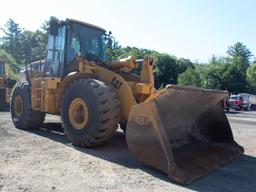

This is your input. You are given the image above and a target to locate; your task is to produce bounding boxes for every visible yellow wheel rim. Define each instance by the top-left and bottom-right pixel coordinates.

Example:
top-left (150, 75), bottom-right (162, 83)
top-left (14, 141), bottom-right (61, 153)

top-left (68, 98), bottom-right (89, 130)
top-left (14, 95), bottom-right (23, 117)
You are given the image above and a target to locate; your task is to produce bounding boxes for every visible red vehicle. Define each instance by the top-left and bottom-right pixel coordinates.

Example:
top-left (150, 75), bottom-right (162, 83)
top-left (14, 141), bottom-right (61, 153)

top-left (229, 95), bottom-right (243, 110)
top-left (221, 97), bottom-right (230, 112)
top-left (225, 98), bottom-right (230, 112)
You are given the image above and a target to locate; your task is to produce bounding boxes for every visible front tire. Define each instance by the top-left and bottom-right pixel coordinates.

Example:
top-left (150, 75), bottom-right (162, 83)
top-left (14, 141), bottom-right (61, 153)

top-left (61, 79), bottom-right (120, 147)
top-left (10, 81), bottom-right (45, 129)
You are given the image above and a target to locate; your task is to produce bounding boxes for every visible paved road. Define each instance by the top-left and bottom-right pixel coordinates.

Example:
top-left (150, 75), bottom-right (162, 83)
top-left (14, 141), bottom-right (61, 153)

top-left (227, 111), bottom-right (256, 128)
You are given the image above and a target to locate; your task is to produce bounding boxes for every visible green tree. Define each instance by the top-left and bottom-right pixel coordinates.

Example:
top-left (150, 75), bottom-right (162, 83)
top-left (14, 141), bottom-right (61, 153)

top-left (0, 19), bottom-right (23, 64)
top-left (176, 58), bottom-right (194, 74)
top-left (227, 42), bottom-right (253, 71)
top-left (246, 63), bottom-right (256, 93)
top-left (177, 66), bottom-right (201, 87)
top-left (21, 29), bottom-right (47, 63)
top-left (105, 41), bottom-right (123, 61)
top-left (32, 30), bottom-right (48, 61)
top-left (200, 56), bottom-right (227, 90)
top-left (0, 48), bottom-right (19, 79)
top-left (220, 42), bottom-right (253, 93)
top-left (154, 53), bottom-right (178, 88)
top-left (18, 17), bottom-right (57, 64)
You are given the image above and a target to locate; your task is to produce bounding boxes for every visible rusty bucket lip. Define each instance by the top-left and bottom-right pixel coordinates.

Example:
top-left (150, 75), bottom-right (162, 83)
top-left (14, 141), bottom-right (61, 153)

top-left (165, 84), bottom-right (229, 95)
top-left (167, 142), bottom-right (244, 185)
top-left (145, 85), bottom-right (229, 104)
top-left (169, 154), bottom-right (243, 185)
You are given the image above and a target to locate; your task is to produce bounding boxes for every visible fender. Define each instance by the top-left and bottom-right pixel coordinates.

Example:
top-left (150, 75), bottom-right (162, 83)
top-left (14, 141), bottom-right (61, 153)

top-left (55, 72), bottom-right (96, 114)
top-left (92, 64), bottom-right (137, 121)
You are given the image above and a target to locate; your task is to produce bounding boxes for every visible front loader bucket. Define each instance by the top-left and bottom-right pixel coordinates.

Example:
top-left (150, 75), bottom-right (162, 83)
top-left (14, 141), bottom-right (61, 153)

top-left (126, 85), bottom-right (244, 184)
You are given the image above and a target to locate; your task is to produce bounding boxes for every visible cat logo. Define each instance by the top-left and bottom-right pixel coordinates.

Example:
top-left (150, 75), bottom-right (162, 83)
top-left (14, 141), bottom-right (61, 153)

top-left (111, 77), bottom-right (123, 89)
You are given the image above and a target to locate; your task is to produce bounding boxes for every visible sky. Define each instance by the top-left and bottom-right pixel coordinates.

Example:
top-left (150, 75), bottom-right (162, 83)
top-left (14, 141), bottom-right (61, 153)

top-left (0, 0), bottom-right (255, 62)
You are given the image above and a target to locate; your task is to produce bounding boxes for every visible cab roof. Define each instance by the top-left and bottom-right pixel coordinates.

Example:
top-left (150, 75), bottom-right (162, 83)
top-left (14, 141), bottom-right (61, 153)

top-left (65, 19), bottom-right (106, 33)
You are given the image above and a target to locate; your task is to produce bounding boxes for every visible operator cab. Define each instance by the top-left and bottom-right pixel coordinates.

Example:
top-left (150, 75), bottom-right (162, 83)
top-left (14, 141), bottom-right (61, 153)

top-left (45, 19), bottom-right (107, 78)
top-left (0, 60), bottom-right (5, 77)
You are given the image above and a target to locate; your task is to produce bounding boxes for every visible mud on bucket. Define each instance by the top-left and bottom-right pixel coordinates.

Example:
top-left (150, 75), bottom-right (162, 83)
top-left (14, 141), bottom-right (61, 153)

top-left (126, 85), bottom-right (244, 184)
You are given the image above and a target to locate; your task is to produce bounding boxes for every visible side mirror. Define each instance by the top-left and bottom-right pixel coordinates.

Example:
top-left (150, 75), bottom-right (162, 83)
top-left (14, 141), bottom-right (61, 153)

top-left (105, 31), bottom-right (115, 50)
top-left (49, 20), bottom-right (60, 36)
top-left (107, 38), bottom-right (113, 49)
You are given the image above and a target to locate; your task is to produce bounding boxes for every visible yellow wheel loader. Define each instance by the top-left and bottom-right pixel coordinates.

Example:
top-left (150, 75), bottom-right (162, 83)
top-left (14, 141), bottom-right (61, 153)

top-left (10, 19), bottom-right (243, 184)
top-left (0, 59), bottom-right (16, 110)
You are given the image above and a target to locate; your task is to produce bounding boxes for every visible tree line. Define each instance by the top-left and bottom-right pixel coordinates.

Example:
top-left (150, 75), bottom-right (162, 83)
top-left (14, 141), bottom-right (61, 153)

top-left (0, 17), bottom-right (255, 94)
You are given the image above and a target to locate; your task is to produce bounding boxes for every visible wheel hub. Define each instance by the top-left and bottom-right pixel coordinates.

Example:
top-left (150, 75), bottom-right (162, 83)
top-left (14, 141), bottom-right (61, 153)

top-left (68, 98), bottom-right (89, 130)
top-left (14, 95), bottom-right (23, 117)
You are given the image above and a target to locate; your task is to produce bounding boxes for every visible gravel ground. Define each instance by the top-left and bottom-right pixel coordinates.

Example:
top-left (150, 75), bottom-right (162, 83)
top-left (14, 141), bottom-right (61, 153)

top-left (0, 111), bottom-right (255, 192)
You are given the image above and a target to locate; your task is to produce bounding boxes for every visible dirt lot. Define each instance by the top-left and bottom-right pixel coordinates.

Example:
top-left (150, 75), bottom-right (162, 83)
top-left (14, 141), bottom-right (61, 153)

top-left (0, 111), bottom-right (256, 192)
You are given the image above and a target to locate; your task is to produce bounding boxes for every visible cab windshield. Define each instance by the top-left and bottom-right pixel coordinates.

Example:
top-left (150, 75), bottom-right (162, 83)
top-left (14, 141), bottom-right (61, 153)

top-left (230, 96), bottom-right (239, 100)
top-left (66, 23), bottom-right (105, 63)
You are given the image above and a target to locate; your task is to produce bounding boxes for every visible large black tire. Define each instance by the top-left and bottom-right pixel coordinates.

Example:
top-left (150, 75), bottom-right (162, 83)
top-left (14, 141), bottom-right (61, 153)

top-left (4, 79), bottom-right (17, 88)
top-left (10, 81), bottom-right (45, 129)
top-left (61, 79), bottom-right (120, 147)
top-left (0, 88), bottom-right (7, 110)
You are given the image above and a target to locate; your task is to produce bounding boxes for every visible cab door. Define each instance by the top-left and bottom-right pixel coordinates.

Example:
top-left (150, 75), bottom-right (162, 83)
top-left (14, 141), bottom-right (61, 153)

top-left (45, 25), bottom-right (66, 77)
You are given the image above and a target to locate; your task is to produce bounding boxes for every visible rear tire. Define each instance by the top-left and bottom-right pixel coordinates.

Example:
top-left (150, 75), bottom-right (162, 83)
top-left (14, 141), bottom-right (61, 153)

top-left (10, 81), bottom-right (45, 129)
top-left (0, 88), bottom-right (7, 110)
top-left (61, 79), bottom-right (120, 147)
